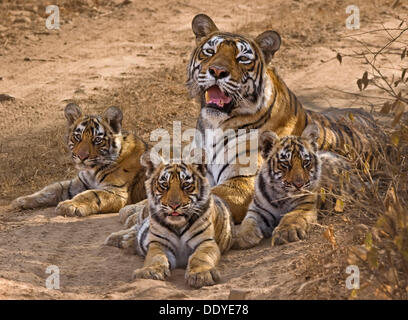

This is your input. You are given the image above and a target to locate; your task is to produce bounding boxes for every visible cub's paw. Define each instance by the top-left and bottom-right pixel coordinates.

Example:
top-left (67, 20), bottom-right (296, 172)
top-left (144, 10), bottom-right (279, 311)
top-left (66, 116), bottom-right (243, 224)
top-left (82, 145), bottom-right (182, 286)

top-left (185, 267), bottom-right (221, 289)
top-left (104, 226), bottom-right (137, 250)
top-left (10, 196), bottom-right (33, 210)
top-left (232, 219), bottom-right (263, 250)
top-left (271, 216), bottom-right (309, 246)
top-left (132, 265), bottom-right (170, 281)
top-left (119, 205), bottom-right (139, 225)
top-left (56, 200), bottom-right (89, 217)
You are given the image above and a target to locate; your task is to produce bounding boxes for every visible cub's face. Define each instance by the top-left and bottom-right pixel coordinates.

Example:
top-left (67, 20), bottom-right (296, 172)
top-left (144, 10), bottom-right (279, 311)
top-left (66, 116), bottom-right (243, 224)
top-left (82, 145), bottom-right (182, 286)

top-left (187, 14), bottom-right (281, 117)
top-left (260, 126), bottom-right (321, 193)
top-left (64, 103), bottom-right (123, 169)
top-left (143, 155), bottom-right (210, 227)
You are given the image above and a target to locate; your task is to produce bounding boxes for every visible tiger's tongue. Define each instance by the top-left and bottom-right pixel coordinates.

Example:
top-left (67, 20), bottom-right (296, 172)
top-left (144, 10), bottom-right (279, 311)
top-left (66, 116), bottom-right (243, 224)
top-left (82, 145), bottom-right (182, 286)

top-left (205, 86), bottom-right (232, 108)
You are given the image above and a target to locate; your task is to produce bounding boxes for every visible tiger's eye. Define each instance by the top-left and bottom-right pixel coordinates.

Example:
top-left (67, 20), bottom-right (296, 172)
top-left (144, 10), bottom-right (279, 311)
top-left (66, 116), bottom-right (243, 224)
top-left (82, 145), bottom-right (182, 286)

top-left (204, 48), bottom-right (215, 55)
top-left (237, 56), bottom-right (250, 62)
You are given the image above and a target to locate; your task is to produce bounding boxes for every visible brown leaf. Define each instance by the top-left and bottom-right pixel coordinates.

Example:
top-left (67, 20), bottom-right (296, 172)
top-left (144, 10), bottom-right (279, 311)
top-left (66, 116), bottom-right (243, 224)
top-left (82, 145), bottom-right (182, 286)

top-left (336, 52), bottom-right (342, 64)
top-left (362, 71), bottom-right (369, 89)
top-left (357, 79), bottom-right (363, 91)
top-left (323, 224), bottom-right (337, 249)
top-left (380, 102), bottom-right (391, 114)
top-left (334, 199), bottom-right (344, 212)
top-left (392, 100), bottom-right (406, 126)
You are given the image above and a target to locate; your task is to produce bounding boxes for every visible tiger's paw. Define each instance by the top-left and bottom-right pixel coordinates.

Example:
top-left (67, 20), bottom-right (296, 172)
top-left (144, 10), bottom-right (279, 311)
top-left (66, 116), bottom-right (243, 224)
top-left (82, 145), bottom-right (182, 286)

top-left (185, 267), bottom-right (221, 289)
top-left (104, 226), bottom-right (137, 250)
top-left (132, 265), bottom-right (170, 281)
top-left (232, 218), bottom-right (263, 250)
top-left (271, 215), bottom-right (309, 246)
top-left (56, 200), bottom-right (89, 217)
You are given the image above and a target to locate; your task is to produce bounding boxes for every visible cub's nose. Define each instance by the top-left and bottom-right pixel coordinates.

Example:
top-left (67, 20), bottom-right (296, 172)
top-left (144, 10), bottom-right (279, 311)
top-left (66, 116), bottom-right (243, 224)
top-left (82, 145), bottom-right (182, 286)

top-left (293, 180), bottom-right (305, 189)
top-left (76, 151), bottom-right (89, 161)
top-left (169, 202), bottom-right (181, 210)
top-left (209, 66), bottom-right (230, 79)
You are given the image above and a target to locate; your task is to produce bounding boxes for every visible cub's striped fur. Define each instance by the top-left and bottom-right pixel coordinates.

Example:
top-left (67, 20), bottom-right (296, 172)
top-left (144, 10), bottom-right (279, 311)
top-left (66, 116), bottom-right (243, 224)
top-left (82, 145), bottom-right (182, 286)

top-left (234, 125), bottom-right (357, 248)
top-left (186, 14), bottom-right (388, 224)
top-left (11, 103), bottom-right (147, 217)
top-left (105, 152), bottom-right (233, 288)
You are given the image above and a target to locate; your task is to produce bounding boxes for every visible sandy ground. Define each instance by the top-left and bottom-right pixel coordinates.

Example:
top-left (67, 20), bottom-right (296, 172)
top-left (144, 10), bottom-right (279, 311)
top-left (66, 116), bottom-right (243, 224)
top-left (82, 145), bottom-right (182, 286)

top-left (0, 0), bottom-right (406, 299)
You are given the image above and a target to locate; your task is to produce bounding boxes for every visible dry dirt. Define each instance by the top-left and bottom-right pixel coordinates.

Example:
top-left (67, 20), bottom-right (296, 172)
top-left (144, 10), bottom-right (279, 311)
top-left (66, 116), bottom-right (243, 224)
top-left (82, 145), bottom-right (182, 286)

top-left (0, 0), bottom-right (406, 300)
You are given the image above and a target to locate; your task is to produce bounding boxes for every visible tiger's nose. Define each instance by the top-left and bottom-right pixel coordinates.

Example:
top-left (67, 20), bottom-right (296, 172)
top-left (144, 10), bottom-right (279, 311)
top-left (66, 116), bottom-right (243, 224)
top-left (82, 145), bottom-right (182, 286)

top-left (209, 66), bottom-right (230, 79)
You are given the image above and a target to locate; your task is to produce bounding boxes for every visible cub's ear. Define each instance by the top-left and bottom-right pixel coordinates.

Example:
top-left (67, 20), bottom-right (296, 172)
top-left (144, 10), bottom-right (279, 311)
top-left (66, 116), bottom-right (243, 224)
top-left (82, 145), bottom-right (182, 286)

top-left (192, 14), bottom-right (218, 43)
top-left (301, 124), bottom-right (320, 151)
top-left (64, 103), bottom-right (82, 126)
top-left (255, 30), bottom-right (281, 64)
top-left (103, 106), bottom-right (123, 134)
top-left (260, 131), bottom-right (279, 159)
top-left (141, 150), bottom-right (163, 176)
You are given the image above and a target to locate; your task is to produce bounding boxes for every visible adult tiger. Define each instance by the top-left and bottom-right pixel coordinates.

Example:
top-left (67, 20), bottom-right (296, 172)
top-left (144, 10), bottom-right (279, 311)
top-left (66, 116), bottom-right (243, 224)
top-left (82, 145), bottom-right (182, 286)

top-left (186, 13), bottom-right (387, 228)
top-left (11, 103), bottom-right (147, 217)
top-left (234, 125), bottom-right (361, 249)
top-left (105, 152), bottom-right (233, 288)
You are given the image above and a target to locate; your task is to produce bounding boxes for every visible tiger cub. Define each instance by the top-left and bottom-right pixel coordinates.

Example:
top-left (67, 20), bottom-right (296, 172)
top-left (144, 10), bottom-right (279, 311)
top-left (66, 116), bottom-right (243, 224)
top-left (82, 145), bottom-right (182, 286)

top-left (11, 103), bottom-right (147, 217)
top-left (234, 124), bottom-right (356, 249)
top-left (105, 151), bottom-right (233, 288)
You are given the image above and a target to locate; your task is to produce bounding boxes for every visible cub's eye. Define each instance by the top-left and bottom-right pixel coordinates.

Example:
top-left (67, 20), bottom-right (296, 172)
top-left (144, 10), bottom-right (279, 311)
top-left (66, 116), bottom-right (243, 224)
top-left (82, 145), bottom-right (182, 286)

top-left (237, 56), bottom-right (250, 63)
top-left (203, 48), bottom-right (215, 56)
top-left (278, 161), bottom-right (290, 169)
top-left (303, 159), bottom-right (311, 167)
top-left (159, 181), bottom-right (169, 189)
top-left (93, 137), bottom-right (103, 144)
top-left (73, 134), bottom-right (81, 141)
top-left (182, 182), bottom-right (192, 190)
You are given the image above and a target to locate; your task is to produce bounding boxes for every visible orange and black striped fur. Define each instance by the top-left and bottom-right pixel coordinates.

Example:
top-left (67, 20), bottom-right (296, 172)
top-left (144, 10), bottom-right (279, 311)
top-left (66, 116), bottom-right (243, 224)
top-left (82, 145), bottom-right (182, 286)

top-left (234, 125), bottom-right (358, 248)
top-left (105, 152), bottom-right (233, 288)
top-left (185, 14), bottom-right (388, 227)
top-left (11, 103), bottom-right (147, 217)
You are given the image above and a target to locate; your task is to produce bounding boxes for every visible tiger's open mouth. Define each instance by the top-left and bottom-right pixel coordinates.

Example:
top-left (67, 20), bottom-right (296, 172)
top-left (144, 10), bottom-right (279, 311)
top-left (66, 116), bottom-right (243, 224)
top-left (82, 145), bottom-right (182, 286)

top-left (204, 85), bottom-right (234, 113)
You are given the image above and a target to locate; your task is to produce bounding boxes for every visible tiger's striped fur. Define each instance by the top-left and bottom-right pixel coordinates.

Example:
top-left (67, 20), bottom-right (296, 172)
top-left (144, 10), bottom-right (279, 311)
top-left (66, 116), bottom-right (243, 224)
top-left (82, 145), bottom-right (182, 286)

top-left (234, 125), bottom-right (357, 248)
top-left (105, 152), bottom-right (233, 288)
top-left (11, 103), bottom-right (147, 217)
top-left (186, 14), bottom-right (388, 224)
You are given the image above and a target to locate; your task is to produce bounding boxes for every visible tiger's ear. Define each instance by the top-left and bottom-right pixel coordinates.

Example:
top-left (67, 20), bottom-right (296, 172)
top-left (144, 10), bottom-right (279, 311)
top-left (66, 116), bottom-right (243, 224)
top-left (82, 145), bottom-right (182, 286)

top-left (192, 14), bottom-right (218, 43)
top-left (64, 103), bottom-right (82, 126)
top-left (103, 106), bottom-right (123, 134)
top-left (301, 124), bottom-right (320, 151)
top-left (255, 30), bottom-right (281, 64)
top-left (141, 150), bottom-right (163, 176)
top-left (260, 131), bottom-right (279, 159)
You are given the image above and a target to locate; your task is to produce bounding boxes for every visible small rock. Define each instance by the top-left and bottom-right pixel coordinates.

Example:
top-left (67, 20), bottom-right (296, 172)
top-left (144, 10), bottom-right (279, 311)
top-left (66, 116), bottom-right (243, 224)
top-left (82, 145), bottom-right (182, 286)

top-left (0, 25), bottom-right (8, 32)
top-left (0, 94), bottom-right (15, 102)
top-left (13, 16), bottom-right (31, 24)
top-left (228, 289), bottom-right (249, 300)
top-left (9, 10), bottom-right (33, 17)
